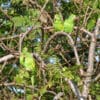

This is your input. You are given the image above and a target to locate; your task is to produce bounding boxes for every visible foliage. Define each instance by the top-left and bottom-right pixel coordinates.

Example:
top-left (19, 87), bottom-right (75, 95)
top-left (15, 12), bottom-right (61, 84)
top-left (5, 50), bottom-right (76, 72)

top-left (64, 14), bottom-right (76, 33)
top-left (53, 13), bottom-right (76, 33)
top-left (0, 0), bottom-right (100, 99)
top-left (20, 47), bottom-right (35, 71)
top-left (53, 14), bottom-right (64, 31)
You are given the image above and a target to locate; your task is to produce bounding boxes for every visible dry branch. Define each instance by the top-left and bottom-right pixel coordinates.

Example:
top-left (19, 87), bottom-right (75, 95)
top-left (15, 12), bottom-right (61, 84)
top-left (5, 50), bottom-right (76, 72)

top-left (82, 18), bottom-right (100, 99)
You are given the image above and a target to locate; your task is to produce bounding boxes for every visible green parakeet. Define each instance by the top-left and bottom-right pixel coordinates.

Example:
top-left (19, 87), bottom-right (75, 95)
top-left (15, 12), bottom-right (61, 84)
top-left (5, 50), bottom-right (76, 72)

top-left (64, 14), bottom-right (76, 33)
top-left (53, 14), bottom-right (64, 31)
top-left (20, 47), bottom-right (35, 71)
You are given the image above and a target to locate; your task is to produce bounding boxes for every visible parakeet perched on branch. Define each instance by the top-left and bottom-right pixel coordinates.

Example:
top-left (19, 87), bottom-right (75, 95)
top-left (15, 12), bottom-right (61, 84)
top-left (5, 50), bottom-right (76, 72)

top-left (53, 14), bottom-right (64, 31)
top-left (64, 14), bottom-right (76, 33)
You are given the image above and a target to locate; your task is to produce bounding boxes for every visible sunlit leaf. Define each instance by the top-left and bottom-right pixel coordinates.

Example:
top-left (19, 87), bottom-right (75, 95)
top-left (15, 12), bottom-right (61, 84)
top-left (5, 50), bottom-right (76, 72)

top-left (20, 47), bottom-right (35, 71)
top-left (53, 14), bottom-right (64, 31)
top-left (64, 14), bottom-right (76, 33)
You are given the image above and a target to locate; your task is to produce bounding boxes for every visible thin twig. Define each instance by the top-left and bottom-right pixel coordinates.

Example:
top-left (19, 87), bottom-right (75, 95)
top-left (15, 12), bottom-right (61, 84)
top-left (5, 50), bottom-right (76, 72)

top-left (65, 78), bottom-right (84, 100)
top-left (0, 52), bottom-right (46, 69)
top-left (74, 27), bottom-right (93, 36)
top-left (42, 32), bottom-right (81, 65)
top-left (93, 73), bottom-right (100, 82)
top-left (53, 92), bottom-right (64, 100)
top-left (0, 54), bottom-right (16, 63)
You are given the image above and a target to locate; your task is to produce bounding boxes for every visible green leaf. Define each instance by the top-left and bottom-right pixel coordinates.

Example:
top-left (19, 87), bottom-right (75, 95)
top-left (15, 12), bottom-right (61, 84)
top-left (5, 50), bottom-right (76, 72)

top-left (40, 86), bottom-right (47, 96)
top-left (93, 0), bottom-right (98, 9)
top-left (12, 16), bottom-right (25, 26)
top-left (11, 0), bottom-right (22, 4)
top-left (62, 67), bottom-right (74, 79)
top-left (14, 70), bottom-right (29, 84)
top-left (96, 95), bottom-right (100, 100)
top-left (64, 14), bottom-right (76, 33)
top-left (12, 15), bottom-right (32, 27)
top-left (26, 94), bottom-right (33, 100)
top-left (21, 70), bottom-right (29, 78)
top-left (48, 81), bottom-right (53, 88)
top-left (31, 75), bottom-right (34, 86)
top-left (14, 74), bottom-right (24, 84)
top-left (87, 19), bottom-right (95, 31)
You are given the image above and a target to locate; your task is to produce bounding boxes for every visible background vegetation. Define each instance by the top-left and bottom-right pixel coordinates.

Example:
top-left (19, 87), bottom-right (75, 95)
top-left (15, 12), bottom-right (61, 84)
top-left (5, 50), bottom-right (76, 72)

top-left (0, 0), bottom-right (100, 100)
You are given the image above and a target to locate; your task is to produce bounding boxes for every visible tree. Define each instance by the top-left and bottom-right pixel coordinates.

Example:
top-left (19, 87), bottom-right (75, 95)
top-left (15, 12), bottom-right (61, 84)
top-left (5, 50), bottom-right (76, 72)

top-left (0, 0), bottom-right (100, 100)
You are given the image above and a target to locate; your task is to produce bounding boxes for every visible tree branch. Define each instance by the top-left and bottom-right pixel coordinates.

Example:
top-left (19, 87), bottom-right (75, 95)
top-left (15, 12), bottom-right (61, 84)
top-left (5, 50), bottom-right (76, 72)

top-left (43, 32), bottom-right (80, 65)
top-left (82, 18), bottom-right (100, 99)
top-left (65, 78), bottom-right (84, 100)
